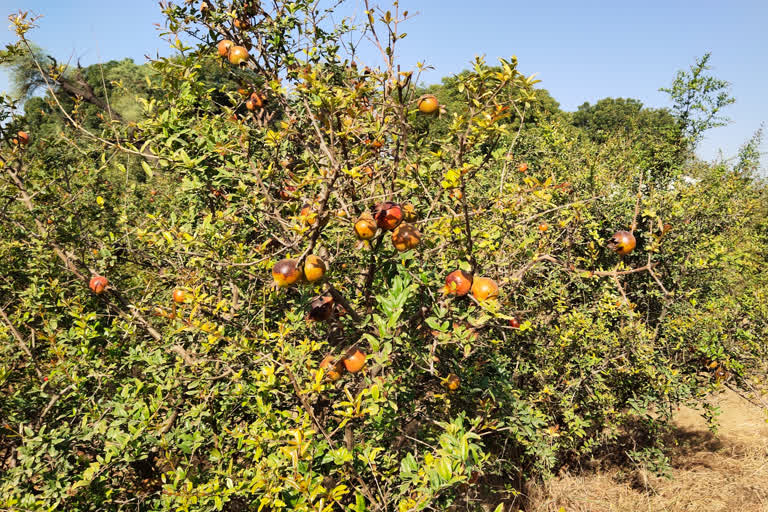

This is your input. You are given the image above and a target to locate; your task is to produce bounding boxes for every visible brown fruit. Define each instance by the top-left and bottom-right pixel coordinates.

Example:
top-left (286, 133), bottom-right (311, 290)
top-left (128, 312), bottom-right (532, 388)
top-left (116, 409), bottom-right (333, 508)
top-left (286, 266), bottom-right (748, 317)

top-left (217, 39), bottom-right (234, 57)
top-left (518, 163), bottom-right (528, 172)
top-left (89, 275), bottom-right (108, 295)
top-left (320, 354), bottom-right (334, 369)
top-left (272, 259), bottom-right (303, 287)
top-left (320, 355), bottom-right (344, 381)
top-left (354, 213), bottom-right (378, 240)
top-left (245, 99), bottom-right (256, 111)
top-left (509, 317), bottom-right (520, 329)
top-left (471, 277), bottom-right (499, 301)
top-left (16, 131), bottom-right (29, 145)
top-left (391, 223), bottom-right (421, 252)
top-left (444, 270), bottom-right (473, 296)
top-left (445, 373), bottom-right (460, 391)
top-left (228, 46), bottom-right (249, 65)
top-left (607, 230), bottom-right (636, 256)
top-left (374, 202), bottom-right (403, 231)
top-left (172, 289), bottom-right (186, 304)
top-left (308, 294), bottom-right (334, 322)
top-left (237, 87), bottom-right (249, 96)
top-left (343, 350), bottom-right (366, 373)
top-left (417, 94), bottom-right (439, 115)
top-left (303, 255), bottom-right (327, 282)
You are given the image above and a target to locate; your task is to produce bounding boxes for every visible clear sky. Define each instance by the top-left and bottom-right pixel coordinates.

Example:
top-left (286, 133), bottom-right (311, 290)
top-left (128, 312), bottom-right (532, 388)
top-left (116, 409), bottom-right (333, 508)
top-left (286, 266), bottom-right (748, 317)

top-left (2, 0), bottom-right (766, 165)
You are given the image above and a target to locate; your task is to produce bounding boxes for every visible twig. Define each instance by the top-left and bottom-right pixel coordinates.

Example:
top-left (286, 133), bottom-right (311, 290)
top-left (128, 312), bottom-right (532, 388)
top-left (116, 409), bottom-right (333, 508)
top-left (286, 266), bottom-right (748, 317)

top-left (280, 352), bottom-right (381, 509)
top-left (327, 283), bottom-right (362, 323)
top-left (498, 103), bottom-right (527, 196)
top-left (630, 172), bottom-right (644, 232)
top-left (37, 384), bottom-right (74, 427)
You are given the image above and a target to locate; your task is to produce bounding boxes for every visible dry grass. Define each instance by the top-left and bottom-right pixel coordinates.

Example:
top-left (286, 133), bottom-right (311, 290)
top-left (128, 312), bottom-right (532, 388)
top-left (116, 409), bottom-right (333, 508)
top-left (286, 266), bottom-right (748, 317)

top-left (525, 388), bottom-right (768, 512)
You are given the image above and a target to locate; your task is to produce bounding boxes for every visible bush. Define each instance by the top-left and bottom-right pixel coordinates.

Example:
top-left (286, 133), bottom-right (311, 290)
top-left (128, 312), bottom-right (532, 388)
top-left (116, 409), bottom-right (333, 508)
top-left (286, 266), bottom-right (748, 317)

top-left (1, 2), bottom-right (766, 510)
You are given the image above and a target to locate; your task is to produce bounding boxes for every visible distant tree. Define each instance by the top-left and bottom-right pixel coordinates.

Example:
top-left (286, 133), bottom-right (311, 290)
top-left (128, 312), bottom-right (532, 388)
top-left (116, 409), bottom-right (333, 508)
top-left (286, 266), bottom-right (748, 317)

top-left (569, 97), bottom-right (681, 183)
top-left (572, 97), bottom-right (643, 140)
top-left (571, 97), bottom-right (678, 142)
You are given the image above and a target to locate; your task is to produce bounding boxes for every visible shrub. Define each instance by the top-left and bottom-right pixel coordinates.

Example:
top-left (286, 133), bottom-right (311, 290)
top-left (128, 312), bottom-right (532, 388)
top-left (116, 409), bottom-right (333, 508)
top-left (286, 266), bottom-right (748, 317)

top-left (1, 2), bottom-right (766, 510)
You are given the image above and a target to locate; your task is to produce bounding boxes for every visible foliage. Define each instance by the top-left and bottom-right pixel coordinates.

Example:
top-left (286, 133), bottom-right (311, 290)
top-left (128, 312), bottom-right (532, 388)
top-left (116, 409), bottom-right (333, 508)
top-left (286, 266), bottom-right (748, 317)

top-left (659, 52), bottom-right (736, 151)
top-left (0, 2), bottom-right (766, 511)
top-left (734, 124), bottom-right (764, 176)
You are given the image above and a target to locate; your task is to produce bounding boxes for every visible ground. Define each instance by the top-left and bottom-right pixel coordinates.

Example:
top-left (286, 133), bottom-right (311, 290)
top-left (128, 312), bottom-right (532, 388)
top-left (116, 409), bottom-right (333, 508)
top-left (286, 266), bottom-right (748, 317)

top-left (527, 387), bottom-right (768, 512)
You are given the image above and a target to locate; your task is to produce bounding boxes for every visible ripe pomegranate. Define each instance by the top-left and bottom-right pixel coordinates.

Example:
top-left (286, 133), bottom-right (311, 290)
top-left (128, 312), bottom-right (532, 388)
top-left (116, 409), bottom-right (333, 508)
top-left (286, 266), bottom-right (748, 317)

top-left (608, 230), bottom-right (636, 256)
top-left (303, 255), bottom-right (326, 282)
top-left (272, 259), bottom-right (303, 287)
top-left (320, 355), bottom-right (344, 381)
top-left (391, 223), bottom-right (421, 252)
top-left (374, 202), bottom-right (403, 231)
top-left (445, 373), bottom-right (460, 391)
top-left (444, 270), bottom-right (473, 296)
top-left (89, 275), bottom-right (108, 295)
top-left (228, 46), bottom-right (249, 65)
top-left (471, 277), bottom-right (499, 301)
top-left (354, 212), bottom-right (378, 240)
top-left (217, 39), bottom-right (234, 57)
top-left (172, 289), bottom-right (186, 304)
top-left (343, 350), bottom-right (366, 373)
top-left (417, 94), bottom-right (439, 114)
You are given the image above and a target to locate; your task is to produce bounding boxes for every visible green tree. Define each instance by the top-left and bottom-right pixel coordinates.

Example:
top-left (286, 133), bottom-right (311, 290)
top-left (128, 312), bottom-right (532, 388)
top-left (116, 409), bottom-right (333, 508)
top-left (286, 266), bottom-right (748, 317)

top-left (660, 52), bottom-right (735, 152)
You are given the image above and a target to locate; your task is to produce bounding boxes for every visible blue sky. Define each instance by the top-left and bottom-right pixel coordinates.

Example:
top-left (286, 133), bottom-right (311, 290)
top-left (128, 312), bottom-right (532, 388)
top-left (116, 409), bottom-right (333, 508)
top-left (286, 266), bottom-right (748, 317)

top-left (2, 0), bottom-right (766, 165)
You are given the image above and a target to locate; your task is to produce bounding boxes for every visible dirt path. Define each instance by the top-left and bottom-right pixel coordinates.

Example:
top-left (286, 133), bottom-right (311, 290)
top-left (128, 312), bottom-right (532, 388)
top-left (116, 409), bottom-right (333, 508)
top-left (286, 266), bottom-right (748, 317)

top-left (528, 388), bottom-right (768, 511)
